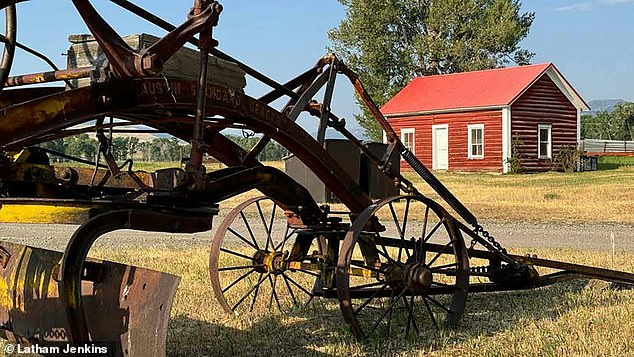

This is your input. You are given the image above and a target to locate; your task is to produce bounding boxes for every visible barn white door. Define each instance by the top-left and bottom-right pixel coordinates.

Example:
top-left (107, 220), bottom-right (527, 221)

top-left (432, 125), bottom-right (449, 171)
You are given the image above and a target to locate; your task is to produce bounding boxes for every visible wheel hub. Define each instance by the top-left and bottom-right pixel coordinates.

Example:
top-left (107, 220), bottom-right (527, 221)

top-left (405, 263), bottom-right (432, 293)
top-left (384, 263), bottom-right (432, 293)
top-left (253, 250), bottom-right (286, 274)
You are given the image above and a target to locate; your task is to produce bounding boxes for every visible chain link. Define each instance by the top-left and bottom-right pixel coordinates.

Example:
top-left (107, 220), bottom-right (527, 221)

top-left (472, 224), bottom-right (508, 255)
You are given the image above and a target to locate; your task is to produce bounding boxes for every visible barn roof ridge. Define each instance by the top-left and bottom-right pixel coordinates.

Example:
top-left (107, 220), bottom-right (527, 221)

top-left (409, 62), bottom-right (552, 80)
top-left (381, 63), bottom-right (589, 117)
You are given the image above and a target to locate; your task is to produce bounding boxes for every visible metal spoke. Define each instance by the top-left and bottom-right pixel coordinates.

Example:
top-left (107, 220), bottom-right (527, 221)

top-left (427, 240), bottom-right (453, 267)
top-left (227, 227), bottom-right (258, 250)
top-left (268, 275), bottom-right (282, 311)
top-left (431, 280), bottom-right (454, 288)
top-left (368, 289), bottom-right (407, 336)
top-left (255, 201), bottom-right (273, 251)
top-left (402, 198), bottom-right (411, 260)
top-left (240, 211), bottom-right (260, 250)
top-left (350, 281), bottom-right (386, 290)
top-left (417, 206), bottom-right (430, 262)
top-left (222, 268), bottom-right (255, 293)
top-left (297, 269), bottom-right (320, 277)
top-left (423, 296), bottom-right (439, 329)
top-left (423, 218), bottom-right (445, 244)
top-left (403, 295), bottom-right (420, 337)
top-left (426, 296), bottom-right (452, 314)
top-left (430, 262), bottom-right (459, 272)
top-left (388, 202), bottom-right (405, 262)
top-left (249, 274), bottom-right (264, 313)
top-left (220, 247), bottom-right (254, 261)
top-left (275, 225), bottom-right (295, 251)
top-left (218, 264), bottom-right (263, 272)
top-left (353, 283), bottom-right (389, 315)
top-left (282, 273), bottom-right (313, 297)
top-left (268, 203), bottom-right (277, 247)
top-left (281, 274), bottom-right (299, 306)
top-left (373, 232), bottom-right (399, 265)
top-left (231, 272), bottom-right (269, 312)
top-left (350, 261), bottom-right (384, 274)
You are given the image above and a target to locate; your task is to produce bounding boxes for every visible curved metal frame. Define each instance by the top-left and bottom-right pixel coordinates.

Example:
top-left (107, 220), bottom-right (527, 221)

top-left (60, 209), bottom-right (214, 345)
top-left (0, 79), bottom-right (373, 214)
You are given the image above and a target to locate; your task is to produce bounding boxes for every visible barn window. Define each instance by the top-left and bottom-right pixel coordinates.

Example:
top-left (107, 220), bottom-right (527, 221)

top-left (401, 128), bottom-right (415, 156)
top-left (538, 124), bottom-right (552, 159)
top-left (467, 124), bottom-right (484, 159)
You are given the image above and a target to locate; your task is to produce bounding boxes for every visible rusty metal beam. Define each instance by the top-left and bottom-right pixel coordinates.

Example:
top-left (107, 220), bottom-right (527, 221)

top-left (5, 67), bottom-right (92, 87)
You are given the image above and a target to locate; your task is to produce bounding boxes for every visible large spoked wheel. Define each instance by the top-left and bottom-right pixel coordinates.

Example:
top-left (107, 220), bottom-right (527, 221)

top-left (337, 195), bottom-right (469, 340)
top-left (0, 4), bottom-right (16, 91)
top-left (210, 196), bottom-right (323, 315)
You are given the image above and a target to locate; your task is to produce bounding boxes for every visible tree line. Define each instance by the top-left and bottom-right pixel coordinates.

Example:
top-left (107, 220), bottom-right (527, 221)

top-left (38, 134), bottom-right (287, 164)
top-left (329, 0), bottom-right (535, 141)
top-left (581, 102), bottom-right (634, 140)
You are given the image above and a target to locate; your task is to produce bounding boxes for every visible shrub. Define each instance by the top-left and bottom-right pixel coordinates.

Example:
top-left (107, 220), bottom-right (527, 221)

top-left (505, 134), bottom-right (524, 174)
top-left (553, 145), bottom-right (582, 173)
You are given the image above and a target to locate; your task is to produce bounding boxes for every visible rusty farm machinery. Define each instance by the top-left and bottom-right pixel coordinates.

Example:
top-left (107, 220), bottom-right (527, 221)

top-left (0, 1), bottom-right (632, 355)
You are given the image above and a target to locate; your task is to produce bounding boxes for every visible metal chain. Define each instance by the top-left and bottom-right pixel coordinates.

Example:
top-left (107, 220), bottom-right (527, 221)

top-left (471, 224), bottom-right (508, 255)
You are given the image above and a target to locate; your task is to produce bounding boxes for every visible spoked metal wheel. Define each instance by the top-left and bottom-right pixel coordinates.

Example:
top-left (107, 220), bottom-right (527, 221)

top-left (0, 4), bottom-right (16, 91)
top-left (210, 196), bottom-right (323, 315)
top-left (337, 195), bottom-right (469, 340)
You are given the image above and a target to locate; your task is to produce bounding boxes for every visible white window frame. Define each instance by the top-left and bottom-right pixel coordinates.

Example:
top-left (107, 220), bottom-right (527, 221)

top-left (401, 128), bottom-right (415, 160)
top-left (467, 124), bottom-right (485, 159)
top-left (538, 124), bottom-right (552, 159)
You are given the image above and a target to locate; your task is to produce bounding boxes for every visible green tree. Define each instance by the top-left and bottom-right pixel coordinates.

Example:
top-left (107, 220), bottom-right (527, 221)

top-left (329, 0), bottom-right (535, 140)
top-left (581, 104), bottom-right (634, 140)
top-left (611, 103), bottom-right (634, 140)
top-left (65, 134), bottom-right (97, 160)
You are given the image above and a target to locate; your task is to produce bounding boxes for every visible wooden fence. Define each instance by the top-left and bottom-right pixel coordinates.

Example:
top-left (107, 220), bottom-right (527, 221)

top-left (581, 139), bottom-right (634, 156)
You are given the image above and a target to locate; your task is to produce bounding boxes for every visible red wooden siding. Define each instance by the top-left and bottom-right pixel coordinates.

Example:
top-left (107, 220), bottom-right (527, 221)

top-left (511, 74), bottom-right (578, 172)
top-left (389, 110), bottom-right (503, 172)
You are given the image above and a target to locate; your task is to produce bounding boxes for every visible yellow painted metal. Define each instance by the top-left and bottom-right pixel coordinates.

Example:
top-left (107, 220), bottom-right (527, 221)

top-left (0, 204), bottom-right (89, 224)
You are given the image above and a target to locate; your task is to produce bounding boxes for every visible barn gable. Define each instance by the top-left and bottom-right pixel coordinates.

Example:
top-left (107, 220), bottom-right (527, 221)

top-left (381, 63), bottom-right (588, 173)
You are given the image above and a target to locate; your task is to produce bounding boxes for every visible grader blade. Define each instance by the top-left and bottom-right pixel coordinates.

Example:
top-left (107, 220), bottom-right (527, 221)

top-left (0, 241), bottom-right (179, 357)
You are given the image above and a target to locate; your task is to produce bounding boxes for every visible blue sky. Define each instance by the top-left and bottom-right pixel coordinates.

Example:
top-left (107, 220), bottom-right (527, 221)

top-left (7, 0), bottom-right (634, 132)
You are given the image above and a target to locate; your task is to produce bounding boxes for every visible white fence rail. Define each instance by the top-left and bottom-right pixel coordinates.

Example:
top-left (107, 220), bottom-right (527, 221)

top-left (581, 139), bottom-right (634, 154)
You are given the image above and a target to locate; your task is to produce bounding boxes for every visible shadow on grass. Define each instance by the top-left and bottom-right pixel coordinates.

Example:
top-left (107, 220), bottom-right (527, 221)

top-left (163, 279), bottom-right (613, 356)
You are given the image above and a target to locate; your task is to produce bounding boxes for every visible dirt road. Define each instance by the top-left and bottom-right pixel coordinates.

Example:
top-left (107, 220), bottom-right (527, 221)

top-left (0, 219), bottom-right (631, 253)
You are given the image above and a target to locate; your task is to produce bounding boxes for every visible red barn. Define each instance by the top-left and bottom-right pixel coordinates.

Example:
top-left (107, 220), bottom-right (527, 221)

top-left (381, 63), bottom-right (589, 173)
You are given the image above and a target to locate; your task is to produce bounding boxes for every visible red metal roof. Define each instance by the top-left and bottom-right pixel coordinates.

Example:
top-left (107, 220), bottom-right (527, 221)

top-left (381, 63), bottom-right (580, 116)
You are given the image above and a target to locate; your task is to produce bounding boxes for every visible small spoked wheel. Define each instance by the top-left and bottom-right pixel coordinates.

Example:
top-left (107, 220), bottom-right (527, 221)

top-left (210, 196), bottom-right (323, 315)
top-left (0, 4), bottom-right (16, 91)
top-left (337, 195), bottom-right (469, 340)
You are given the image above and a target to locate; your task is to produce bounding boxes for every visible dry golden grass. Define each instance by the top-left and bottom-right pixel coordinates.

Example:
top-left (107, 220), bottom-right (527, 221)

top-left (318, 163), bottom-right (634, 224)
top-left (413, 166), bottom-right (634, 224)
top-left (86, 246), bottom-right (634, 357)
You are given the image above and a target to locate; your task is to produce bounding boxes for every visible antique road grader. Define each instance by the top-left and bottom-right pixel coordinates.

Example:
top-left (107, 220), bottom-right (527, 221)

top-left (0, 1), bottom-right (631, 356)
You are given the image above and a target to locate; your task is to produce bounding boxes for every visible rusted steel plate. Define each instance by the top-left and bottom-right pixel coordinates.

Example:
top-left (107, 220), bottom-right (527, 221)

top-left (0, 241), bottom-right (179, 356)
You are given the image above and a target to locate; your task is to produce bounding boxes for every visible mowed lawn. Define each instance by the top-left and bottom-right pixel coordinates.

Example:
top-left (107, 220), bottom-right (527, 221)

top-left (408, 157), bottom-right (634, 224)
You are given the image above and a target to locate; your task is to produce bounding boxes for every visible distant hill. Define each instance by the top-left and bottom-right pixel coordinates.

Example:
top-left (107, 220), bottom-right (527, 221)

top-left (587, 99), bottom-right (627, 115)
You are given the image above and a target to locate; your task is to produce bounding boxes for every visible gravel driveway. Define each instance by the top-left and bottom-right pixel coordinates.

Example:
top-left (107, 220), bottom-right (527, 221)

top-left (0, 218), bottom-right (631, 253)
